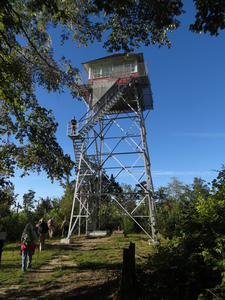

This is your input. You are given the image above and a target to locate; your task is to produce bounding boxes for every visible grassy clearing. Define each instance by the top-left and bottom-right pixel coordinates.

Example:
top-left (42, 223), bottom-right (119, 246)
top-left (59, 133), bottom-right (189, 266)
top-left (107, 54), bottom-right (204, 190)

top-left (0, 234), bottom-right (153, 287)
top-left (72, 234), bottom-right (153, 270)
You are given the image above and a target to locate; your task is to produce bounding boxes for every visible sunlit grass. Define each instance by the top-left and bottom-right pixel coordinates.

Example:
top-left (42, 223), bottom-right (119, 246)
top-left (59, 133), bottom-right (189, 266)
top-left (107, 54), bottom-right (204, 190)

top-left (0, 241), bottom-right (62, 285)
top-left (0, 234), bottom-right (153, 286)
top-left (72, 233), bottom-right (153, 269)
top-left (0, 242), bottom-right (23, 284)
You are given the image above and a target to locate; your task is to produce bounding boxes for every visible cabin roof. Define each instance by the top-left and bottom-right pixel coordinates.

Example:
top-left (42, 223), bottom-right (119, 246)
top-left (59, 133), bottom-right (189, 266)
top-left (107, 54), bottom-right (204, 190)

top-left (82, 53), bottom-right (144, 73)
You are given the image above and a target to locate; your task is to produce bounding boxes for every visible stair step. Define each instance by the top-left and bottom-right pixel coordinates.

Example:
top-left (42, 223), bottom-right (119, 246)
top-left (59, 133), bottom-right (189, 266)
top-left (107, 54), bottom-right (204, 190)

top-left (77, 80), bottom-right (132, 136)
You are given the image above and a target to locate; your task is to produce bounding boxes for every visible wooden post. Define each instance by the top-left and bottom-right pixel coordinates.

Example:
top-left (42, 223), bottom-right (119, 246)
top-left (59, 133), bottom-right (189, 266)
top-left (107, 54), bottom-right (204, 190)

top-left (0, 240), bottom-right (3, 267)
top-left (119, 242), bottom-right (139, 300)
top-left (0, 232), bottom-right (6, 268)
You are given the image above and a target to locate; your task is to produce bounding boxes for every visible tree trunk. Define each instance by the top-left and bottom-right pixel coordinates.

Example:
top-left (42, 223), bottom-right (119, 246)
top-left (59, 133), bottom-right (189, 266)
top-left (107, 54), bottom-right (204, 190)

top-left (119, 242), bottom-right (139, 300)
top-left (0, 240), bottom-right (4, 268)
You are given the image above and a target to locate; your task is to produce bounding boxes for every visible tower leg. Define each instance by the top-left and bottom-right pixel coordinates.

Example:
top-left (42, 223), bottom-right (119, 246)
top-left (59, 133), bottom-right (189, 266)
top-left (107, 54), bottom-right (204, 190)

top-left (137, 100), bottom-right (155, 240)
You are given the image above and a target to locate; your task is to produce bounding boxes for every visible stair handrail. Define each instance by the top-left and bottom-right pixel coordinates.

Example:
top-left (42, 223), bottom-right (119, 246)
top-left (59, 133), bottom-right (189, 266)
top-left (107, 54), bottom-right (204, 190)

top-left (78, 76), bottom-right (135, 136)
top-left (78, 78), bottom-right (121, 124)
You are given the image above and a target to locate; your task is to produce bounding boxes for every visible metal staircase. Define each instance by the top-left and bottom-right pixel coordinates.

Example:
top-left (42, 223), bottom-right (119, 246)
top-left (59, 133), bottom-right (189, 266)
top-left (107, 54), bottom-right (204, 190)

top-left (70, 77), bottom-right (136, 170)
top-left (78, 77), bottom-right (135, 138)
top-left (72, 139), bottom-right (82, 169)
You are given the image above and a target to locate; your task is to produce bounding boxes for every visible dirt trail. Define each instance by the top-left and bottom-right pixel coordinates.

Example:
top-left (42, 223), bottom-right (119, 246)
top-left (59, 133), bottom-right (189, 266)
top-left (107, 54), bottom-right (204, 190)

top-left (0, 239), bottom-right (118, 299)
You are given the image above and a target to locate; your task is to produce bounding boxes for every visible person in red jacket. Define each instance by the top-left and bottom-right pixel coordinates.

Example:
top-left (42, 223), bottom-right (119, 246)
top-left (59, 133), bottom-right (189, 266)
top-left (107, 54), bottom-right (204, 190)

top-left (21, 223), bottom-right (37, 272)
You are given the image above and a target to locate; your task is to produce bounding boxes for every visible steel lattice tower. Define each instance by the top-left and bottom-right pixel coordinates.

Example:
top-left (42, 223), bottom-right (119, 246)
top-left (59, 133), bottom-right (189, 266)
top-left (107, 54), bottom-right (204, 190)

top-left (66, 53), bottom-right (156, 241)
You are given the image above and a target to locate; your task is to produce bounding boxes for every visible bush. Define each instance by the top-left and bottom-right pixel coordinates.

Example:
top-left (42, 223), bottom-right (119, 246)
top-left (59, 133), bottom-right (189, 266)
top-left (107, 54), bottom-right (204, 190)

top-left (145, 170), bottom-right (225, 299)
top-left (146, 237), bottom-right (222, 299)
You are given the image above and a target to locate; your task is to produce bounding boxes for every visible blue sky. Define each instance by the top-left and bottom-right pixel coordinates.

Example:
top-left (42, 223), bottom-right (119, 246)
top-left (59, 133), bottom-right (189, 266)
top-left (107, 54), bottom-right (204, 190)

top-left (12, 2), bottom-right (225, 203)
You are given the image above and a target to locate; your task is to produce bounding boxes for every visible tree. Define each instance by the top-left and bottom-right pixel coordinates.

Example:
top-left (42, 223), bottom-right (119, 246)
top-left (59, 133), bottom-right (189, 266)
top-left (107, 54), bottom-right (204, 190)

top-left (166, 177), bottom-right (187, 200)
top-left (35, 196), bottom-right (53, 220)
top-left (60, 180), bottom-right (75, 219)
top-left (0, 176), bottom-right (15, 232)
top-left (22, 189), bottom-right (36, 219)
top-left (0, 0), bottom-right (81, 182)
top-left (192, 177), bottom-right (210, 199)
top-left (155, 177), bottom-right (210, 238)
top-left (211, 164), bottom-right (225, 199)
top-left (98, 174), bottom-right (124, 231)
top-left (93, 0), bottom-right (225, 51)
top-left (190, 0), bottom-right (225, 36)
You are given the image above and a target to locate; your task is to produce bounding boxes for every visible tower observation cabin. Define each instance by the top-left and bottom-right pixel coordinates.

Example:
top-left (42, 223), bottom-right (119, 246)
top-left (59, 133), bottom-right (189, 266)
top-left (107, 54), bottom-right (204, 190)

top-left (66, 53), bottom-right (156, 242)
top-left (79, 53), bottom-right (153, 113)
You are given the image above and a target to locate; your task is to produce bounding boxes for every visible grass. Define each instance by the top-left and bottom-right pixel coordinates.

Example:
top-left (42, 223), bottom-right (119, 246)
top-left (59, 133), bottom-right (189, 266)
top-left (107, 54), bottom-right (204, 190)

top-left (51, 266), bottom-right (77, 279)
top-left (72, 234), bottom-right (153, 271)
top-left (0, 242), bottom-right (21, 284)
top-left (0, 240), bottom-right (63, 285)
top-left (0, 234), bottom-right (153, 287)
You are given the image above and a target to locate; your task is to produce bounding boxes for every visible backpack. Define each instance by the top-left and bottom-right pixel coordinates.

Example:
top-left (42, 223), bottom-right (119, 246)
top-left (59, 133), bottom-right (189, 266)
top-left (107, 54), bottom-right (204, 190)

top-left (23, 232), bottom-right (33, 246)
top-left (62, 220), bottom-right (69, 230)
top-left (48, 219), bottom-right (54, 227)
top-left (38, 222), bottom-right (48, 234)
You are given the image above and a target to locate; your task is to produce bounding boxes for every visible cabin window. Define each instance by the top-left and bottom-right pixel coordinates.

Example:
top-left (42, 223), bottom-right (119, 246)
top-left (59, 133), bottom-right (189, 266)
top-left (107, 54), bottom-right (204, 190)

top-left (124, 62), bottom-right (136, 73)
top-left (91, 64), bottom-right (112, 79)
top-left (91, 66), bottom-right (102, 78)
top-left (112, 61), bottom-right (136, 76)
top-left (90, 60), bottom-right (136, 79)
top-left (112, 63), bottom-right (121, 75)
top-left (102, 64), bottom-right (112, 77)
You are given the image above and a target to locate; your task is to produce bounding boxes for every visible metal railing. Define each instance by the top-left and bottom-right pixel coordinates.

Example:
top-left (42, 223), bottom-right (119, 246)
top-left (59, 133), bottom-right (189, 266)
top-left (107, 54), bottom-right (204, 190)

top-left (67, 121), bottom-right (79, 137)
top-left (67, 76), bottom-right (136, 137)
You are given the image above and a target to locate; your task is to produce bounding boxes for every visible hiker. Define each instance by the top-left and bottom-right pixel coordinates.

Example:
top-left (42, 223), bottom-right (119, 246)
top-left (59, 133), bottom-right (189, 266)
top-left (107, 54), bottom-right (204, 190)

top-left (70, 116), bottom-right (77, 136)
top-left (61, 219), bottom-right (69, 238)
top-left (21, 223), bottom-right (37, 272)
top-left (37, 218), bottom-right (49, 252)
top-left (47, 218), bottom-right (55, 238)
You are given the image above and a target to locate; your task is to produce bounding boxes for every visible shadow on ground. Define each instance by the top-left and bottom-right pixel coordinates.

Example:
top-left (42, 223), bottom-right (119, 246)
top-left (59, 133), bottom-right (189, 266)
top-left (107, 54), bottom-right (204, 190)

top-left (44, 242), bottom-right (83, 251)
top-left (77, 261), bottom-right (121, 271)
top-left (3, 245), bottom-right (20, 252)
top-left (3, 278), bottom-right (119, 299)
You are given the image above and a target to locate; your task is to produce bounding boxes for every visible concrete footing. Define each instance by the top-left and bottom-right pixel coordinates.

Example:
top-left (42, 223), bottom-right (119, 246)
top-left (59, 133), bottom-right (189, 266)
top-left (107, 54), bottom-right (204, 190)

top-left (60, 238), bottom-right (72, 244)
top-left (112, 230), bottom-right (124, 235)
top-left (87, 230), bottom-right (109, 238)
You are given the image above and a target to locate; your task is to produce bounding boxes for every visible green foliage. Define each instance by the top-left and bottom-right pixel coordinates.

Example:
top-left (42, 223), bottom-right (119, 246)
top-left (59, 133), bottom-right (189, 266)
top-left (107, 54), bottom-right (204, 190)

top-left (93, 0), bottom-right (224, 51)
top-left (99, 180), bottom-right (139, 232)
top-left (59, 180), bottom-right (75, 220)
top-left (147, 238), bottom-right (221, 299)
top-left (35, 196), bottom-right (53, 221)
top-left (22, 189), bottom-right (36, 219)
top-left (147, 169), bottom-right (225, 299)
top-left (99, 201), bottom-right (122, 232)
top-left (0, 0), bottom-right (78, 183)
top-left (155, 177), bottom-right (211, 238)
top-left (190, 0), bottom-right (225, 35)
top-left (122, 216), bottom-right (136, 234)
top-left (0, 176), bottom-right (15, 233)
top-left (5, 212), bottom-right (26, 241)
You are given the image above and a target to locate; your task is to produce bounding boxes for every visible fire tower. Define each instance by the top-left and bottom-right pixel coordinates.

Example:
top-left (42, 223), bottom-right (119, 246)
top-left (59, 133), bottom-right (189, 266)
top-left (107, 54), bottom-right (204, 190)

top-left (66, 53), bottom-right (156, 241)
